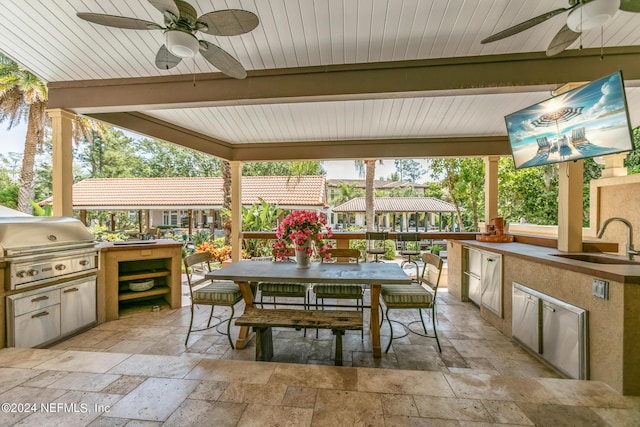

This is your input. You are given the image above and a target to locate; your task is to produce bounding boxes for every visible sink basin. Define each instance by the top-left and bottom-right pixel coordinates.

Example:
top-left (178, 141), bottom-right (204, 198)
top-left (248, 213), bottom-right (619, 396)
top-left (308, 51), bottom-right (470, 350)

top-left (551, 253), bottom-right (640, 265)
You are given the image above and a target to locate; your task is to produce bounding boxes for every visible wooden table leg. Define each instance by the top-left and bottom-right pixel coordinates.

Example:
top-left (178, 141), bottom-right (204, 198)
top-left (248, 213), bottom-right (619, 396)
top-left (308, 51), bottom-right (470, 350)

top-left (235, 281), bottom-right (255, 349)
top-left (333, 329), bottom-right (344, 366)
top-left (370, 284), bottom-right (381, 358)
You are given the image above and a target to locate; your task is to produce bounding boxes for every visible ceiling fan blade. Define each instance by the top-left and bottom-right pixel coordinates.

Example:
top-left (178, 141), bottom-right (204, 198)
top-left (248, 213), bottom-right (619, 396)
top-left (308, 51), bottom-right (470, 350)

top-left (199, 40), bottom-right (247, 79)
top-left (620, 0), bottom-right (640, 12)
top-left (155, 45), bottom-right (182, 70)
top-left (546, 24), bottom-right (581, 57)
top-left (197, 10), bottom-right (259, 36)
top-left (77, 13), bottom-right (162, 30)
top-left (148, 0), bottom-right (179, 18)
top-left (481, 7), bottom-right (571, 44)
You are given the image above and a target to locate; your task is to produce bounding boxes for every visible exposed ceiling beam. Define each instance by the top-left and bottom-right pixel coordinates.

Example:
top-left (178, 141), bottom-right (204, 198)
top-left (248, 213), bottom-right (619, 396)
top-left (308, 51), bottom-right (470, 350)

top-left (49, 47), bottom-right (640, 113)
top-left (86, 111), bottom-right (510, 161)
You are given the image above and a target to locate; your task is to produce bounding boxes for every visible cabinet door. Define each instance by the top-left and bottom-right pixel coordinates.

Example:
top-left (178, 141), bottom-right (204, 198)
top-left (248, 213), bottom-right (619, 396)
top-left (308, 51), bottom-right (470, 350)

top-left (61, 278), bottom-right (97, 336)
top-left (481, 254), bottom-right (502, 316)
top-left (512, 285), bottom-right (540, 352)
top-left (466, 248), bottom-right (482, 276)
top-left (541, 299), bottom-right (587, 380)
top-left (13, 304), bottom-right (61, 348)
top-left (467, 274), bottom-right (481, 306)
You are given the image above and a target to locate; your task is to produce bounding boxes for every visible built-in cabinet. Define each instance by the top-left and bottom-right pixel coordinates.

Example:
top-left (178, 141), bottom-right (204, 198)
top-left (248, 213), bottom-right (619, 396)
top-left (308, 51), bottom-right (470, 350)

top-left (512, 282), bottom-right (588, 380)
top-left (463, 247), bottom-right (502, 317)
top-left (97, 240), bottom-right (182, 321)
top-left (6, 276), bottom-right (96, 348)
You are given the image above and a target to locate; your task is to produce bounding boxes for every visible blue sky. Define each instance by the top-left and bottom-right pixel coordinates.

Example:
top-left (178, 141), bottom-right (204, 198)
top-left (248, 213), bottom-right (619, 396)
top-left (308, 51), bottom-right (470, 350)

top-left (1, 123), bottom-right (424, 180)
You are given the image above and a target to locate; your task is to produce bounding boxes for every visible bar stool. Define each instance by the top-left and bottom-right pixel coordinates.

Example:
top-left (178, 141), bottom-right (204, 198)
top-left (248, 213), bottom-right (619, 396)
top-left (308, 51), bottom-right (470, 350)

top-left (365, 231), bottom-right (388, 262)
top-left (396, 232), bottom-right (421, 281)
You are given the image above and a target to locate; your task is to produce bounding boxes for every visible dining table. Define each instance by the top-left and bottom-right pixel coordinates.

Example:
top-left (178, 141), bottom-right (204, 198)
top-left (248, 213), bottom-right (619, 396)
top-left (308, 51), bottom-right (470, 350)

top-left (205, 260), bottom-right (412, 358)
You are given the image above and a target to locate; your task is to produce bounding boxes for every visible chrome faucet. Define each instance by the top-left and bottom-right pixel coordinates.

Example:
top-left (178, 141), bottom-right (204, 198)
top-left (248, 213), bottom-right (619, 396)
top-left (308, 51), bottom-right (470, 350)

top-left (596, 217), bottom-right (638, 261)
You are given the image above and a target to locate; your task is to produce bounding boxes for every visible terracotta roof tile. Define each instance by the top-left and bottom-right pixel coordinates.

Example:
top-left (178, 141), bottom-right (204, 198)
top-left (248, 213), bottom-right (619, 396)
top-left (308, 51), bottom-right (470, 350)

top-left (332, 197), bottom-right (457, 213)
top-left (42, 176), bottom-right (327, 209)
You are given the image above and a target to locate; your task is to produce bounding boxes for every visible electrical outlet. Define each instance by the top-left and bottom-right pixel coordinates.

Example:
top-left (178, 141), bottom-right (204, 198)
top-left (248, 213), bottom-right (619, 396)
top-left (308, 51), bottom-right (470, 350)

top-left (592, 278), bottom-right (609, 300)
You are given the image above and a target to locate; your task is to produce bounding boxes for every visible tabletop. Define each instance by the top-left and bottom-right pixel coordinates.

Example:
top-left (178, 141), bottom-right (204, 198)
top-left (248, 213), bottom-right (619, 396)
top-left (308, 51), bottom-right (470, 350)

top-left (205, 261), bottom-right (412, 285)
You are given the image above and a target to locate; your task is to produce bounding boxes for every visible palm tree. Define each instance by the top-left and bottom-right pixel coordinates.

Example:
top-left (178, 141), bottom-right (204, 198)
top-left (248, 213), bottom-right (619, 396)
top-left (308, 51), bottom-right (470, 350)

top-left (222, 160), bottom-right (232, 245)
top-left (0, 53), bottom-right (48, 213)
top-left (354, 160), bottom-right (378, 231)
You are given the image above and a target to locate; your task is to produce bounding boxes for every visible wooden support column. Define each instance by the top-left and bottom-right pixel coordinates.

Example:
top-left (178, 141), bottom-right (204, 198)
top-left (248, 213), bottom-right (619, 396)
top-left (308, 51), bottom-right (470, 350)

top-left (484, 155), bottom-right (500, 227)
top-left (187, 209), bottom-right (193, 237)
top-left (145, 209), bottom-right (150, 231)
top-left (209, 209), bottom-right (215, 234)
top-left (601, 153), bottom-right (628, 178)
top-left (230, 161), bottom-right (243, 262)
top-left (48, 109), bottom-right (75, 217)
top-left (558, 160), bottom-right (584, 252)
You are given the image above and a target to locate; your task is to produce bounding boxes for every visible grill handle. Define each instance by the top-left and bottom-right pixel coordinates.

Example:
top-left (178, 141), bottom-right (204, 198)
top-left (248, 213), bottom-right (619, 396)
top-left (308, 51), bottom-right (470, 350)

top-left (31, 295), bottom-right (49, 302)
top-left (63, 287), bottom-right (79, 293)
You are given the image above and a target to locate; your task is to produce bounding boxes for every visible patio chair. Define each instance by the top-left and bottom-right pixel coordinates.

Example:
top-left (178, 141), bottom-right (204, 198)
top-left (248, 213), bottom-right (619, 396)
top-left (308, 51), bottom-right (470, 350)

top-left (397, 232), bottom-right (422, 282)
top-left (313, 248), bottom-right (364, 338)
top-left (256, 249), bottom-right (310, 336)
top-left (183, 252), bottom-right (243, 348)
top-left (366, 231), bottom-right (388, 262)
top-left (380, 252), bottom-right (443, 353)
top-left (571, 127), bottom-right (588, 145)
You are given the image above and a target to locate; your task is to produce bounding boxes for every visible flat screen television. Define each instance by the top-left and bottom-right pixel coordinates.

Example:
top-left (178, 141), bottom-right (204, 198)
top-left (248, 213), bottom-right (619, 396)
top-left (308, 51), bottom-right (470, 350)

top-left (506, 71), bottom-right (635, 169)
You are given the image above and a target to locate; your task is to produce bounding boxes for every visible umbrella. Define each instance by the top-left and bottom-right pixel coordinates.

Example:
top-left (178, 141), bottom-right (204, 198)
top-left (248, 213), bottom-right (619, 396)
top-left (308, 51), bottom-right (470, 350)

top-left (532, 107), bottom-right (584, 140)
top-left (0, 205), bottom-right (31, 217)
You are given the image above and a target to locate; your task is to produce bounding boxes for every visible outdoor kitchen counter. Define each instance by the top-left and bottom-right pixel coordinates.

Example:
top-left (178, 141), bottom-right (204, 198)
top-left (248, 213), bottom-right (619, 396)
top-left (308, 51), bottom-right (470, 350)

top-left (447, 239), bottom-right (640, 396)
top-left (97, 239), bottom-right (182, 321)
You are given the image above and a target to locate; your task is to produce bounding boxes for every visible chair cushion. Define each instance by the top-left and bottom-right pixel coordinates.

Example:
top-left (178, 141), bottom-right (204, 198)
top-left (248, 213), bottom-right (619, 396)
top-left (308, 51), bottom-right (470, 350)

top-left (382, 285), bottom-right (434, 306)
top-left (193, 282), bottom-right (243, 304)
top-left (259, 282), bottom-right (307, 296)
top-left (313, 284), bottom-right (363, 298)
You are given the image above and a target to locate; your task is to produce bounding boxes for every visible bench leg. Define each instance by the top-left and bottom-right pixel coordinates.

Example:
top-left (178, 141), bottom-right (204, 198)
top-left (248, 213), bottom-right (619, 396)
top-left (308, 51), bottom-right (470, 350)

top-left (255, 327), bottom-right (273, 362)
top-left (332, 329), bottom-right (345, 366)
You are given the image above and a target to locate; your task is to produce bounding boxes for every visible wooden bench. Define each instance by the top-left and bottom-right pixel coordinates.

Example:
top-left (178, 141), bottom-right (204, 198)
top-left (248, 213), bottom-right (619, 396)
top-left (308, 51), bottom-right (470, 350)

top-left (235, 307), bottom-right (363, 366)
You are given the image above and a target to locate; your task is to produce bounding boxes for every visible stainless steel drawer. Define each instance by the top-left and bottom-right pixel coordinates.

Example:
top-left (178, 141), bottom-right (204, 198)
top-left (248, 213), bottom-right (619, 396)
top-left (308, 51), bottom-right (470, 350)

top-left (11, 288), bottom-right (60, 317)
top-left (12, 304), bottom-right (61, 348)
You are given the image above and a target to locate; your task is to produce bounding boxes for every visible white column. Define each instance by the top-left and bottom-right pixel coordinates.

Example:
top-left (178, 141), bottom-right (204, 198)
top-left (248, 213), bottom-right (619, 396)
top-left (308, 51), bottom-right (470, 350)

top-left (48, 109), bottom-right (75, 217)
top-left (558, 160), bottom-right (584, 252)
top-left (230, 161), bottom-right (243, 262)
top-left (601, 153), bottom-right (628, 178)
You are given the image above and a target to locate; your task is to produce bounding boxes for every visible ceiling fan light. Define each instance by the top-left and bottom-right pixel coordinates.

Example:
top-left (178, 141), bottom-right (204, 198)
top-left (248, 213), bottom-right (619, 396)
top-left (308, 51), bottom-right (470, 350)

top-left (566, 0), bottom-right (620, 32)
top-left (164, 30), bottom-right (199, 58)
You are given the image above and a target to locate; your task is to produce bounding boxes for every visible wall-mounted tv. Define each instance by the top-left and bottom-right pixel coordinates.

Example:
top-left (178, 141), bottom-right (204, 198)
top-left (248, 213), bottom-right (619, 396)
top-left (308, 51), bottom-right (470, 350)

top-left (506, 71), bottom-right (635, 170)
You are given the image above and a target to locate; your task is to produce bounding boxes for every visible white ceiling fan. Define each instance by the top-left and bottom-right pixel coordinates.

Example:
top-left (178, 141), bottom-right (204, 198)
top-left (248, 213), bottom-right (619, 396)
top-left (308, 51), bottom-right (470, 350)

top-left (77, 0), bottom-right (259, 79)
top-left (481, 0), bottom-right (640, 56)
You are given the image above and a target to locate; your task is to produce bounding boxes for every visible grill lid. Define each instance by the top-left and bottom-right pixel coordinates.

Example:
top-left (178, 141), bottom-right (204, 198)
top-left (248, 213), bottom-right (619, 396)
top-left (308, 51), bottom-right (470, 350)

top-left (0, 217), bottom-right (95, 257)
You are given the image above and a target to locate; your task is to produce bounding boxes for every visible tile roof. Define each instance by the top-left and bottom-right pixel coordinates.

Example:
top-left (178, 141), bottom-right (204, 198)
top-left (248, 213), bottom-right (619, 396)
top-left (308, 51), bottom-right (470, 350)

top-left (327, 179), bottom-right (428, 189)
top-left (332, 197), bottom-right (458, 213)
top-left (41, 176), bottom-right (327, 209)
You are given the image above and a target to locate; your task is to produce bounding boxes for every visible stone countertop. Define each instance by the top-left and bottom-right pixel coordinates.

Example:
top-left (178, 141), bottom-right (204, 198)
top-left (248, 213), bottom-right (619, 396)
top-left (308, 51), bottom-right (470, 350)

top-left (453, 239), bottom-right (640, 284)
top-left (97, 239), bottom-right (182, 252)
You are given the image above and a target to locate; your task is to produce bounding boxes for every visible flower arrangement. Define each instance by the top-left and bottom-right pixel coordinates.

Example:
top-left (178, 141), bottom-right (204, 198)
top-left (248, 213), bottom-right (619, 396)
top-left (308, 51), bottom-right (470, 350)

top-left (273, 210), bottom-right (333, 260)
top-left (195, 242), bottom-right (249, 262)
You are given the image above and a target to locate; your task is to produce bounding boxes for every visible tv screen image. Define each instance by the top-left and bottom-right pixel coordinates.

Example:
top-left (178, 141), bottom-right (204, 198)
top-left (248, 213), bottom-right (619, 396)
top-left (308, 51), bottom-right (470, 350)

top-left (506, 71), bottom-right (635, 169)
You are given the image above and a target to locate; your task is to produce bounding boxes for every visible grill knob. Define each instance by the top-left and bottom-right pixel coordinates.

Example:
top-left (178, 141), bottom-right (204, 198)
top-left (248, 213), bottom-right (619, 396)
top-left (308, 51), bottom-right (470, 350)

top-left (79, 260), bottom-right (89, 266)
top-left (27, 269), bottom-right (39, 277)
top-left (55, 264), bottom-right (67, 271)
top-left (16, 271), bottom-right (27, 278)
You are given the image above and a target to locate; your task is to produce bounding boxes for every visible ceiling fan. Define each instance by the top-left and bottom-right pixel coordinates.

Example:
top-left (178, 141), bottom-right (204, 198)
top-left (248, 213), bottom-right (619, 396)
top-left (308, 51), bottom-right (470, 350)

top-left (77, 0), bottom-right (259, 79)
top-left (481, 0), bottom-right (640, 56)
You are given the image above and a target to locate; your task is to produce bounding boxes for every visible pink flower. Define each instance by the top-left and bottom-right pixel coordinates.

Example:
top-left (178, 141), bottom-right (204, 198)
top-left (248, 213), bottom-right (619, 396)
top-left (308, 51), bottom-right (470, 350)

top-left (272, 209), bottom-right (333, 261)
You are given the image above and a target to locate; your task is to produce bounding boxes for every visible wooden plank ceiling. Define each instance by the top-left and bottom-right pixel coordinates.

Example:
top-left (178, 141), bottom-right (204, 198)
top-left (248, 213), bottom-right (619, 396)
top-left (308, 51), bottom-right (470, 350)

top-left (1, 0), bottom-right (639, 161)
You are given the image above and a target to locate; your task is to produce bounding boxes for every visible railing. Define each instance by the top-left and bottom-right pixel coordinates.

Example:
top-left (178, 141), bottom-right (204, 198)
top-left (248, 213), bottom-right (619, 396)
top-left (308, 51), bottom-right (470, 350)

top-left (242, 231), bottom-right (480, 250)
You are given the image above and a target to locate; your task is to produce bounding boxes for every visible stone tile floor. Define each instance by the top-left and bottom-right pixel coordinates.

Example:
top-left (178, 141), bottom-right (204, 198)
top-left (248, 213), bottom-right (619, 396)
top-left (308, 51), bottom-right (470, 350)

top-left (0, 287), bottom-right (639, 426)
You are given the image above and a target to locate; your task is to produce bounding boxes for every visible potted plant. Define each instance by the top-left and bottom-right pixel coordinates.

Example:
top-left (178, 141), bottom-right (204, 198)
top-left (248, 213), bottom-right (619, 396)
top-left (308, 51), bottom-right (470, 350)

top-left (273, 210), bottom-right (333, 267)
top-left (427, 244), bottom-right (443, 255)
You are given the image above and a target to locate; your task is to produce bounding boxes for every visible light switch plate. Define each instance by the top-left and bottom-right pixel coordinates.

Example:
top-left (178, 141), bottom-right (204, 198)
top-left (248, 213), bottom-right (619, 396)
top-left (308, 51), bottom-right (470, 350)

top-left (592, 278), bottom-right (609, 300)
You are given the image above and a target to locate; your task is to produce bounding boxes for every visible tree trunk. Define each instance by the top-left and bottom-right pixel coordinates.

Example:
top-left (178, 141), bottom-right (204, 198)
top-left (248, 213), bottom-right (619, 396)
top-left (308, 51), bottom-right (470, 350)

top-left (17, 104), bottom-right (44, 214)
top-left (222, 160), bottom-right (232, 246)
top-left (365, 160), bottom-right (375, 232)
top-left (444, 162), bottom-right (465, 232)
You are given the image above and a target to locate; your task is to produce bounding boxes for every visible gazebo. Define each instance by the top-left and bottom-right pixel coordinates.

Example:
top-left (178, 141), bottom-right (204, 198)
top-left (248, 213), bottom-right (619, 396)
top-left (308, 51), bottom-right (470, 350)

top-left (331, 197), bottom-right (458, 232)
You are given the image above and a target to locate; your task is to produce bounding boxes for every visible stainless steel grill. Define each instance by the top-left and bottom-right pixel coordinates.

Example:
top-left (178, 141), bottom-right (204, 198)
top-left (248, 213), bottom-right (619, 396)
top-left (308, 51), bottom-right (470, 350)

top-left (0, 217), bottom-right (98, 291)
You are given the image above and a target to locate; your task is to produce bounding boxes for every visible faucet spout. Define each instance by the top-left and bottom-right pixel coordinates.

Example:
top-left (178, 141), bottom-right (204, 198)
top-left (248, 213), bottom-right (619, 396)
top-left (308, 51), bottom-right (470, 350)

top-left (597, 217), bottom-right (635, 260)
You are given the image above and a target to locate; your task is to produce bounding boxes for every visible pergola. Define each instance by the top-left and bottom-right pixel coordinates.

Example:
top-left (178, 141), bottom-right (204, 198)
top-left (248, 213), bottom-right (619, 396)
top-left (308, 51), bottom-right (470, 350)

top-left (2, 1), bottom-right (640, 259)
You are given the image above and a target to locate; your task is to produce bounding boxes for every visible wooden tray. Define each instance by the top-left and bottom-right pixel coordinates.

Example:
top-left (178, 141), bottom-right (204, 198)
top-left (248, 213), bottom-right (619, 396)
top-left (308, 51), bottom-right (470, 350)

top-left (476, 234), bottom-right (514, 243)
